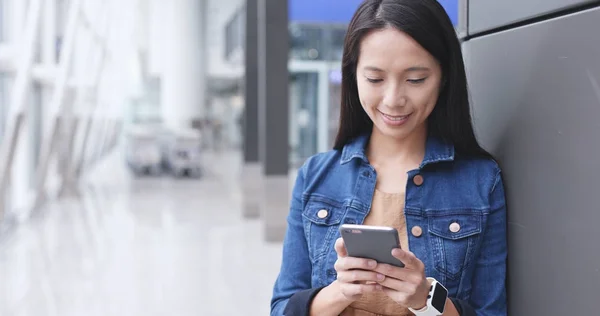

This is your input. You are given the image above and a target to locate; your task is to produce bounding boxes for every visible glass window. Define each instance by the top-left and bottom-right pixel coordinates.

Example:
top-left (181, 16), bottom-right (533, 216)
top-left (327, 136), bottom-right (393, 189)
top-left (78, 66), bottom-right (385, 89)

top-left (290, 24), bottom-right (324, 61)
top-left (0, 0), bottom-right (3, 42)
top-left (328, 70), bottom-right (342, 148)
top-left (289, 23), bottom-right (347, 61)
top-left (0, 0), bottom-right (6, 42)
top-left (225, 7), bottom-right (245, 60)
top-left (29, 83), bottom-right (42, 185)
top-left (0, 74), bottom-right (6, 142)
top-left (289, 72), bottom-right (319, 168)
top-left (328, 26), bottom-right (347, 61)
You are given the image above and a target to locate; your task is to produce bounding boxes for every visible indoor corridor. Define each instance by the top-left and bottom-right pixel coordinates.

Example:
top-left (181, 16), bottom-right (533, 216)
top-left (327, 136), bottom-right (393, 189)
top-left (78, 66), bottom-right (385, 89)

top-left (2, 0), bottom-right (599, 314)
top-left (0, 149), bottom-right (282, 316)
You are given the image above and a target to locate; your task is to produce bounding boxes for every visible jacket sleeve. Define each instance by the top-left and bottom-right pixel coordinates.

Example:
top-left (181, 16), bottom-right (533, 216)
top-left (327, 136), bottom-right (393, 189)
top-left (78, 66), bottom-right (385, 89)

top-left (468, 167), bottom-right (508, 315)
top-left (270, 164), bottom-right (321, 316)
top-left (450, 297), bottom-right (477, 316)
top-left (283, 287), bottom-right (326, 316)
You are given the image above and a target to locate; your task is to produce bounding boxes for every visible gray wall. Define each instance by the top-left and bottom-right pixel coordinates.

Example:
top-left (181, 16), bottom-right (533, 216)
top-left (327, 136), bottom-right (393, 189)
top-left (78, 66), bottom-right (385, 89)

top-left (467, 0), bottom-right (596, 34)
top-left (463, 3), bottom-right (600, 315)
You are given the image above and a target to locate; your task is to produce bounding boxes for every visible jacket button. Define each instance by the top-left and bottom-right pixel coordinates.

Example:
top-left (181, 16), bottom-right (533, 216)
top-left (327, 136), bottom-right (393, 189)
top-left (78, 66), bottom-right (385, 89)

top-left (317, 209), bottom-right (329, 219)
top-left (449, 222), bottom-right (461, 233)
top-left (411, 226), bottom-right (423, 237)
top-left (413, 174), bottom-right (424, 186)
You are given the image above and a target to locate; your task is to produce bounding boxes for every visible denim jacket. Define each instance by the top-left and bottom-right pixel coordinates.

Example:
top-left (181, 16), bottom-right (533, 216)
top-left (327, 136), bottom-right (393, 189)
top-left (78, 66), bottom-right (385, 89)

top-left (271, 134), bottom-right (508, 316)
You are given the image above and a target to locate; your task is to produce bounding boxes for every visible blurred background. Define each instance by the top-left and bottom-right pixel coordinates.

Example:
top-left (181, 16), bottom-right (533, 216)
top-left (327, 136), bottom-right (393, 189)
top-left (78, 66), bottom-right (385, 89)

top-left (0, 0), bottom-right (599, 315)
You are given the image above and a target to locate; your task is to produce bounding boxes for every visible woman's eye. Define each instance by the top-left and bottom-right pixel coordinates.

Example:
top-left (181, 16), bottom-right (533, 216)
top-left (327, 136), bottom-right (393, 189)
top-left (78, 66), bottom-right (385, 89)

top-left (367, 78), bottom-right (383, 83)
top-left (407, 78), bottom-right (427, 84)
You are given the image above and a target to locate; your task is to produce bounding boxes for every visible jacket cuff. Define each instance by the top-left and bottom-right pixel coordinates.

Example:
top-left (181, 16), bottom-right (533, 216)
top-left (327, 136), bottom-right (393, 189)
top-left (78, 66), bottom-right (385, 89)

top-left (283, 287), bottom-right (326, 316)
top-left (450, 298), bottom-right (476, 316)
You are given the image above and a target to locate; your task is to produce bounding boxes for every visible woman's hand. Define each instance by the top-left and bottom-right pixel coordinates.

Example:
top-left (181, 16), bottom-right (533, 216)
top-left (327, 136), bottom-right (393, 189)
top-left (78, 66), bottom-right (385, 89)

top-left (333, 238), bottom-right (385, 301)
top-left (373, 248), bottom-right (430, 310)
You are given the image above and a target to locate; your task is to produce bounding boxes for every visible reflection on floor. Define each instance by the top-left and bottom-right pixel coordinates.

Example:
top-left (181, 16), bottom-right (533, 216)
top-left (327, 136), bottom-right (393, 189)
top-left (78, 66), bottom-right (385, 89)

top-left (0, 150), bottom-right (283, 316)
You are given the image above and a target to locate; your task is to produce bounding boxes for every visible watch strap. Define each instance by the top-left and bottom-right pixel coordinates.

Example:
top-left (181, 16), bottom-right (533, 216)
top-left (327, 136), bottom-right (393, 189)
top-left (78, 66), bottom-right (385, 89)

top-left (408, 278), bottom-right (444, 315)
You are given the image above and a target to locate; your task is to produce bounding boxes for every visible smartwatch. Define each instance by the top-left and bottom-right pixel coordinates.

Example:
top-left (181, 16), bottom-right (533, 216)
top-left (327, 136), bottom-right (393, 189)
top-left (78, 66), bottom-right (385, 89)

top-left (408, 277), bottom-right (448, 315)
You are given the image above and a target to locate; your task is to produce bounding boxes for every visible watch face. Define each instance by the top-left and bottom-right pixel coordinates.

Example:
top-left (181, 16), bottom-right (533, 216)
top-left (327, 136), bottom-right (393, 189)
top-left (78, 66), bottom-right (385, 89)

top-left (431, 283), bottom-right (448, 312)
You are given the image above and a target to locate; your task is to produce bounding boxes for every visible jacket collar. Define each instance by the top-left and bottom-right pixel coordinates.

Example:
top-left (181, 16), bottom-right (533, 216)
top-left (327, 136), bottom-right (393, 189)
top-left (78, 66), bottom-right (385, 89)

top-left (340, 132), bottom-right (455, 168)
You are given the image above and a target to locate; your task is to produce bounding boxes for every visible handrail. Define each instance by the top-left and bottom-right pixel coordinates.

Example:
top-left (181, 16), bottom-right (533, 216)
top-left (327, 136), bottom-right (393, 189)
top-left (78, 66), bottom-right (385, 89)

top-left (32, 0), bottom-right (82, 209)
top-left (0, 0), bottom-right (43, 221)
top-left (60, 1), bottom-right (112, 196)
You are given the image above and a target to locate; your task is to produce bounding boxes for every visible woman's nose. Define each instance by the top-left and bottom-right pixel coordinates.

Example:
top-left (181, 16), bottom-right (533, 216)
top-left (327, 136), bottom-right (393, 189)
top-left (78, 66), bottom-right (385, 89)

top-left (383, 87), bottom-right (408, 108)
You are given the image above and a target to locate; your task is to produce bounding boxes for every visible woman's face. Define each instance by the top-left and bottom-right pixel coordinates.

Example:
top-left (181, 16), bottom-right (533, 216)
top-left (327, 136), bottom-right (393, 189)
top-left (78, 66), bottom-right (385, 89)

top-left (356, 27), bottom-right (442, 141)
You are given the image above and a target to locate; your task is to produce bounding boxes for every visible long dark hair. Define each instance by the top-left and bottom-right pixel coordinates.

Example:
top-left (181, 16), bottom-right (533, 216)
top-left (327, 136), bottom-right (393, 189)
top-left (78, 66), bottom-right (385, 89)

top-left (333, 0), bottom-right (491, 158)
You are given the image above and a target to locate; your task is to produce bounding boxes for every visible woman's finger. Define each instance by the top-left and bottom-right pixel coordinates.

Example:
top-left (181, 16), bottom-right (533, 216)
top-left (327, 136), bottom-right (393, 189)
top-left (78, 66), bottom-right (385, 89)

top-left (391, 248), bottom-right (425, 272)
top-left (334, 238), bottom-right (348, 257)
top-left (377, 277), bottom-right (417, 294)
top-left (339, 282), bottom-right (382, 298)
top-left (373, 263), bottom-right (423, 284)
top-left (379, 277), bottom-right (430, 310)
top-left (337, 269), bottom-right (385, 284)
top-left (334, 256), bottom-right (377, 272)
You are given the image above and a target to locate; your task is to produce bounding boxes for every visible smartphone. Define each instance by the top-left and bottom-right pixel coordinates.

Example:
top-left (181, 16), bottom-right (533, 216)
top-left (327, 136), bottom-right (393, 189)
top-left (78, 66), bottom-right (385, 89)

top-left (339, 224), bottom-right (405, 268)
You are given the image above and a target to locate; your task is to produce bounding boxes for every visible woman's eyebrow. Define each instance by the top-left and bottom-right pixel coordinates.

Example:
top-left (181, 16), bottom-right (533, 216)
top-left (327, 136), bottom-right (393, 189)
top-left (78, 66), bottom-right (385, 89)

top-left (362, 65), bottom-right (431, 72)
top-left (363, 66), bottom-right (385, 72)
top-left (405, 66), bottom-right (430, 72)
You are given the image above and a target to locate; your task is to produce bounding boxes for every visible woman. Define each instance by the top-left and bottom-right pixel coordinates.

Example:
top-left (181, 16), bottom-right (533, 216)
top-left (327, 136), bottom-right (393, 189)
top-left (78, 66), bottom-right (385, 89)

top-left (271, 0), bottom-right (507, 315)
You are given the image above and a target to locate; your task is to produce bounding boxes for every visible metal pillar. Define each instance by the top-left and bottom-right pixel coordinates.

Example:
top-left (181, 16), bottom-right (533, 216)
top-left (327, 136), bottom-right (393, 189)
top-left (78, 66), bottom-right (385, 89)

top-left (241, 0), bottom-right (262, 219)
top-left (259, 0), bottom-right (290, 242)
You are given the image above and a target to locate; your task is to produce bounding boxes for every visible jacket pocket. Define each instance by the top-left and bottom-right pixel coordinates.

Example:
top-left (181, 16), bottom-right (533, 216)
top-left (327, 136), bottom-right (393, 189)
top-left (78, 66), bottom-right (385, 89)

top-left (302, 197), bottom-right (345, 258)
top-left (428, 213), bottom-right (483, 281)
top-left (302, 196), bottom-right (347, 285)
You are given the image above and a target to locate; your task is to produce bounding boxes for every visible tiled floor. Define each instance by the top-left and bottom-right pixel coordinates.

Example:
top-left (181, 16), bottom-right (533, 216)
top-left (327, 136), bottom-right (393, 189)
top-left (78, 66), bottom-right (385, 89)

top-left (0, 150), bottom-right (283, 316)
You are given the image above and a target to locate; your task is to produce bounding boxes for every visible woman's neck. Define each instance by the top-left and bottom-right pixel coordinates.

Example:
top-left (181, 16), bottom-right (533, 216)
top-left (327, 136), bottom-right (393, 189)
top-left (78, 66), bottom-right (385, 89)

top-left (367, 126), bottom-right (427, 168)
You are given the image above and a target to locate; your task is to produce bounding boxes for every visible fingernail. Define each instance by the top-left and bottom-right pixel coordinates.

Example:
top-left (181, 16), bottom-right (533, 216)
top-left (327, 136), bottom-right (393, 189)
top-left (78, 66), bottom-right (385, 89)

top-left (368, 260), bottom-right (377, 268)
top-left (377, 273), bottom-right (384, 281)
top-left (392, 248), bottom-right (402, 256)
top-left (376, 285), bottom-right (383, 290)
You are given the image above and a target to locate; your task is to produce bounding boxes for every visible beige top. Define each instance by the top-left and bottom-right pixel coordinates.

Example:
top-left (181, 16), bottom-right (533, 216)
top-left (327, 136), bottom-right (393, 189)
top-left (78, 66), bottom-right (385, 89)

top-left (340, 189), bottom-right (413, 316)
